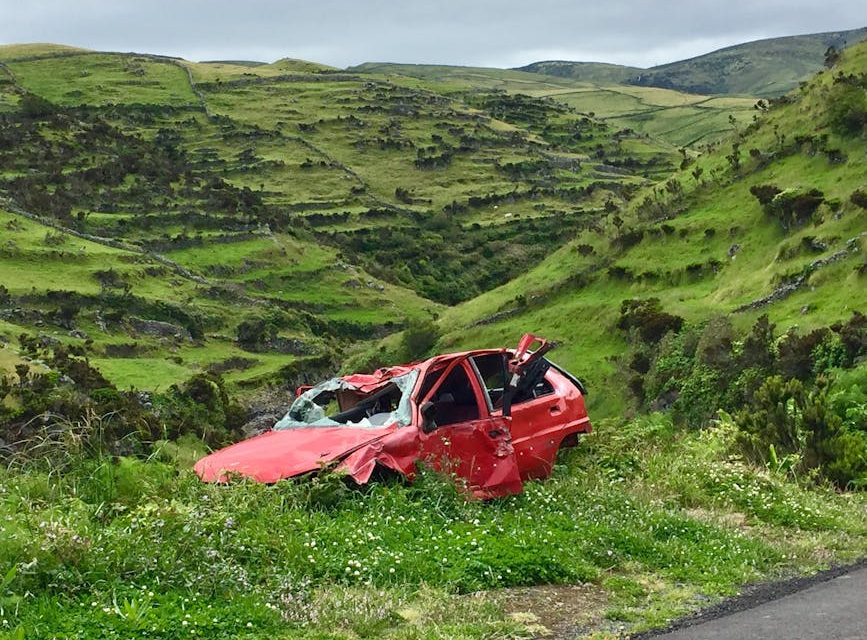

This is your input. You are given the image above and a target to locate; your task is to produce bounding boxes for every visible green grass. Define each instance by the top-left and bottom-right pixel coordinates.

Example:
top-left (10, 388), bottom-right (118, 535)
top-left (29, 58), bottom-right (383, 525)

top-left (6, 52), bottom-right (197, 106)
top-left (351, 63), bottom-right (757, 149)
top-left (90, 357), bottom-right (194, 390)
top-left (0, 413), bottom-right (863, 639)
top-left (430, 40), bottom-right (867, 419)
top-left (0, 39), bottom-right (866, 640)
top-left (0, 206), bottom-right (438, 389)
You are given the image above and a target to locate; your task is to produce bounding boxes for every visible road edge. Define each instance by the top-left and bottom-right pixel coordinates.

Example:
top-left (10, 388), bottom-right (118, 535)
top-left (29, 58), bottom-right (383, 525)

top-left (630, 557), bottom-right (867, 639)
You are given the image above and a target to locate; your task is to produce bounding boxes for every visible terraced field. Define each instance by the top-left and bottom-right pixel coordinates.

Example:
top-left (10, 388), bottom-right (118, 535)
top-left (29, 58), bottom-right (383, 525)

top-left (0, 44), bottom-right (681, 389)
top-left (350, 62), bottom-right (758, 148)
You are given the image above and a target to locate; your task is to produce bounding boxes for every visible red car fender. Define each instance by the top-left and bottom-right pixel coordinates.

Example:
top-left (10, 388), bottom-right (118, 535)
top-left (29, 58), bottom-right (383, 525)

top-left (336, 425), bottom-right (422, 483)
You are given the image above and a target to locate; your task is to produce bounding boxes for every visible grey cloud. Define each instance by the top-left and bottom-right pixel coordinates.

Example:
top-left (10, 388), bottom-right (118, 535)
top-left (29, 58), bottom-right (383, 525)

top-left (1, 0), bottom-right (864, 68)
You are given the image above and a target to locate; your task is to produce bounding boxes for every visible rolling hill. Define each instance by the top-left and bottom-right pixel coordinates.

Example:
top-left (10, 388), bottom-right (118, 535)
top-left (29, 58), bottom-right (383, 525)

top-left (0, 34), bottom-right (866, 640)
top-left (0, 37), bottom-right (865, 409)
top-left (0, 43), bottom-right (681, 390)
top-left (350, 61), bottom-right (758, 148)
top-left (519, 27), bottom-right (867, 96)
top-left (426, 39), bottom-right (867, 418)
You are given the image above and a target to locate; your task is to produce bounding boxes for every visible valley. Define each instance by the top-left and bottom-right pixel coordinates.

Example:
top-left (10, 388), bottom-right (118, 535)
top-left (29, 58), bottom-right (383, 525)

top-left (0, 29), bottom-right (865, 640)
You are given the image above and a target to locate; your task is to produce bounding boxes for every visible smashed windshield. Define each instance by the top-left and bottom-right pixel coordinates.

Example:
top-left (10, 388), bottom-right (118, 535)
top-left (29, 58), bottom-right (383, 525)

top-left (273, 370), bottom-right (419, 430)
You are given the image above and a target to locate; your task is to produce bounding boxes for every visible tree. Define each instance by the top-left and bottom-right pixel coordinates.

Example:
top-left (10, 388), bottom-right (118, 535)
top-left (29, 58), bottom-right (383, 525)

top-left (725, 142), bottom-right (741, 172)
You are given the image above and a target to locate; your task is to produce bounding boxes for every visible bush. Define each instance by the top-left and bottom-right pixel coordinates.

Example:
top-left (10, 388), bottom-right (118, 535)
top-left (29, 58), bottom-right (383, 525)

top-left (19, 93), bottom-right (55, 118)
top-left (617, 298), bottom-right (684, 344)
top-left (401, 317), bottom-right (441, 361)
top-left (827, 83), bottom-right (867, 136)
top-left (850, 188), bottom-right (867, 209)
top-left (749, 184), bottom-right (782, 207)
top-left (763, 188), bottom-right (825, 230)
top-left (236, 317), bottom-right (277, 351)
top-left (735, 375), bottom-right (866, 488)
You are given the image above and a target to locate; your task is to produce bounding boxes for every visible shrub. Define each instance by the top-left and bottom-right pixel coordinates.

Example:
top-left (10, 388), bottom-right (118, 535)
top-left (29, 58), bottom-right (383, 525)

top-left (763, 188), bottom-right (825, 230)
top-left (735, 375), bottom-right (866, 488)
top-left (236, 317), bottom-right (277, 351)
top-left (19, 93), bottom-right (55, 118)
top-left (827, 83), bottom-right (867, 136)
top-left (739, 314), bottom-right (776, 371)
top-left (749, 184), bottom-right (782, 207)
top-left (401, 317), bottom-right (441, 361)
top-left (850, 188), bottom-right (867, 209)
top-left (777, 328), bottom-right (830, 380)
top-left (618, 298), bottom-right (684, 344)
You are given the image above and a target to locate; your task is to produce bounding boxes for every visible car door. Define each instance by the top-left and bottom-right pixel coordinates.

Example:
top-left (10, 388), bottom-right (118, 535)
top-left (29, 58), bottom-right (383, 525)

top-left (417, 356), bottom-right (523, 498)
top-left (470, 334), bottom-right (568, 480)
top-left (470, 337), bottom-right (565, 480)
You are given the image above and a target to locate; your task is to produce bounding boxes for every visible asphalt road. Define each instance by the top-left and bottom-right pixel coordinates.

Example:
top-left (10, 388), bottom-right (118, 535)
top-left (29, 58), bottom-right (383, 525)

top-left (649, 566), bottom-right (867, 640)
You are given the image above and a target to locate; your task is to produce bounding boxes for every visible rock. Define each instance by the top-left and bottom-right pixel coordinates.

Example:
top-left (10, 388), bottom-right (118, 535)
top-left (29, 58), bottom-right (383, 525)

top-left (36, 333), bottom-right (61, 349)
top-left (242, 413), bottom-right (280, 438)
top-left (128, 317), bottom-right (191, 341)
top-left (651, 388), bottom-right (679, 412)
top-left (728, 243), bottom-right (741, 258)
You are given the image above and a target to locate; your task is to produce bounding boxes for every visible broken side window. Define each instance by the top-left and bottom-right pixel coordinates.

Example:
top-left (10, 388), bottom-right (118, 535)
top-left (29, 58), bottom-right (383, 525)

top-left (512, 357), bottom-right (555, 404)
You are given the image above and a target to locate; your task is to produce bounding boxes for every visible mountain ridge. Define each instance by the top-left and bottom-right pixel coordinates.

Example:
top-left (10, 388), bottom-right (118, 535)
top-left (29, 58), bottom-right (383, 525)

top-left (517, 27), bottom-right (867, 95)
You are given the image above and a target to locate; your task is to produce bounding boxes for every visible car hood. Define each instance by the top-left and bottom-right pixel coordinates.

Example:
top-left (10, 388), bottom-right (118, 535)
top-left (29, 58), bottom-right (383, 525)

top-left (194, 426), bottom-right (394, 483)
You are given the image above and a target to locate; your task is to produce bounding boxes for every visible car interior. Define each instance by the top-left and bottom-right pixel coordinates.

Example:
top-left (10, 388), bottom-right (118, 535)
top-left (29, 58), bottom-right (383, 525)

top-left (423, 363), bottom-right (481, 427)
top-left (325, 382), bottom-right (403, 426)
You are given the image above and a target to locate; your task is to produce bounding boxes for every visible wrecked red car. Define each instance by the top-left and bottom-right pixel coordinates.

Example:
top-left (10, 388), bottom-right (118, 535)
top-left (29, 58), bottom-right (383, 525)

top-left (195, 334), bottom-right (591, 498)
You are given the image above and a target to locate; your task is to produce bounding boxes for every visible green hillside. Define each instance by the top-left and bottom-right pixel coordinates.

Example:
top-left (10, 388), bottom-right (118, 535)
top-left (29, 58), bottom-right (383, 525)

top-left (634, 27), bottom-right (867, 96)
top-left (429, 40), bottom-right (867, 418)
top-left (0, 37), bottom-right (866, 640)
top-left (0, 44), bottom-right (684, 389)
top-left (516, 60), bottom-right (641, 84)
top-left (350, 62), bottom-right (758, 148)
top-left (520, 27), bottom-right (867, 96)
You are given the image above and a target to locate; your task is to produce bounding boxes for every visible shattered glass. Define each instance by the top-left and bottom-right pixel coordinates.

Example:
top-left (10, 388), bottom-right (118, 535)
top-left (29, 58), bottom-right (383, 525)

top-left (273, 370), bottom-right (419, 430)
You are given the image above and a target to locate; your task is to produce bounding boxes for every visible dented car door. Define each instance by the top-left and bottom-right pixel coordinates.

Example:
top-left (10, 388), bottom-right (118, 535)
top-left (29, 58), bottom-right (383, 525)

top-left (417, 357), bottom-right (523, 498)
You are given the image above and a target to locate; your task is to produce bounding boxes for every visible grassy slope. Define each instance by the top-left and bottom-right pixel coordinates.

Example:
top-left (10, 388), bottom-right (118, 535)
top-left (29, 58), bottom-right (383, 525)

top-left (434, 41), bottom-right (867, 419)
top-left (0, 43), bottom-right (690, 388)
top-left (636, 27), bottom-right (867, 96)
top-left (1, 42), bottom-right (866, 640)
top-left (0, 206), bottom-right (435, 389)
top-left (519, 27), bottom-right (867, 97)
top-left (514, 60), bottom-right (641, 84)
top-left (1, 413), bottom-right (864, 639)
top-left (350, 62), bottom-right (757, 148)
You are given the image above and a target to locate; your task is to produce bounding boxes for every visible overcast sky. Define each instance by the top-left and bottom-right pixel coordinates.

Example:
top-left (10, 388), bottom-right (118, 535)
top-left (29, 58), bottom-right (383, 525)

top-left (1, 1), bottom-right (865, 69)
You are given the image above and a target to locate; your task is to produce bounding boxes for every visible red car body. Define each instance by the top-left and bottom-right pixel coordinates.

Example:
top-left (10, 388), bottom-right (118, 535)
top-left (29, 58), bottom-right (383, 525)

top-left (195, 334), bottom-right (591, 498)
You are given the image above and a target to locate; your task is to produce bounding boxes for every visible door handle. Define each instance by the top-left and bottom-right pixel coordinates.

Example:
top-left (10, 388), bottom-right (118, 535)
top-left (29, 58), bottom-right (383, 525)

top-left (549, 404), bottom-right (562, 415)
